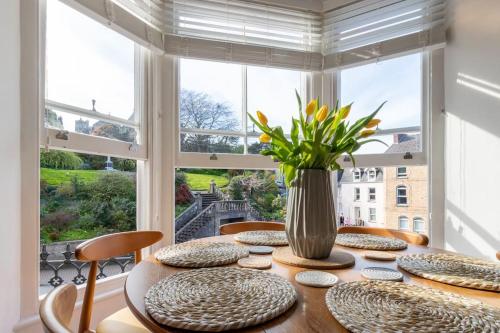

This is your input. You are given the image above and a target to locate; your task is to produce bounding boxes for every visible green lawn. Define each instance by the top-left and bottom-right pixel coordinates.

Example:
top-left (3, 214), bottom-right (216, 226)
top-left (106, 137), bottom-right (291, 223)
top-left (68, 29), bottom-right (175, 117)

top-left (185, 173), bottom-right (229, 191)
top-left (41, 167), bottom-right (229, 191)
top-left (41, 168), bottom-right (102, 185)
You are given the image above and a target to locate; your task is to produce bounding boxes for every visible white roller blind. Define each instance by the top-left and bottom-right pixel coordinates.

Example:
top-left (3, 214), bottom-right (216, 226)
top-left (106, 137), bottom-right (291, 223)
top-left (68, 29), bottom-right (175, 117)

top-left (323, 0), bottom-right (446, 68)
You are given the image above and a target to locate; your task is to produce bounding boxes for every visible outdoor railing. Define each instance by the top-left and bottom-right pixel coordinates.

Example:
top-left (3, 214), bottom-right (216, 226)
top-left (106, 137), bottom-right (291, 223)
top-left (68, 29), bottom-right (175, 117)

top-left (175, 203), bottom-right (217, 243)
top-left (40, 242), bottom-right (134, 288)
top-left (214, 200), bottom-right (248, 213)
top-left (175, 195), bottom-right (203, 232)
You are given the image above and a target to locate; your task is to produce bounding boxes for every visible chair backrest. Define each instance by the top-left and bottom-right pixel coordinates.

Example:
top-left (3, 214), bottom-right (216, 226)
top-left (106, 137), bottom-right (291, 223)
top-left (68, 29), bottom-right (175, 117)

top-left (337, 226), bottom-right (429, 246)
top-left (75, 231), bottom-right (163, 333)
top-left (220, 221), bottom-right (285, 235)
top-left (40, 284), bottom-right (77, 333)
top-left (497, 251), bottom-right (500, 261)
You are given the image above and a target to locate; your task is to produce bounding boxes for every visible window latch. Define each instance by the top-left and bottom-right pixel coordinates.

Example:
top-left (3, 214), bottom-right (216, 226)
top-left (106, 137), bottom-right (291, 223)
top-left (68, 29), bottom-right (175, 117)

top-left (403, 152), bottom-right (413, 160)
top-left (343, 155), bottom-right (351, 162)
top-left (129, 143), bottom-right (139, 152)
top-left (55, 130), bottom-right (69, 140)
top-left (210, 153), bottom-right (218, 160)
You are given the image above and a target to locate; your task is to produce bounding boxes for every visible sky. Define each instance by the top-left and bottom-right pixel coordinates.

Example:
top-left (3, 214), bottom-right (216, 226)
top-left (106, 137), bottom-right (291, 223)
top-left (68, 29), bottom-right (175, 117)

top-left (47, 0), bottom-right (422, 154)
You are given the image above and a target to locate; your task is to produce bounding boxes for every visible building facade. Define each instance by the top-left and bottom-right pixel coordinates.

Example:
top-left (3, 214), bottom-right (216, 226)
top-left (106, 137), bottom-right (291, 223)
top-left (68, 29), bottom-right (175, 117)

top-left (384, 165), bottom-right (429, 234)
top-left (337, 167), bottom-right (385, 227)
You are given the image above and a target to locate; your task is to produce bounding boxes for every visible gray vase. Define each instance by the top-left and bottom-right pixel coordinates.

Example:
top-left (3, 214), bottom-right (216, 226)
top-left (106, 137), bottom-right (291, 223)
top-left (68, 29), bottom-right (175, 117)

top-left (286, 169), bottom-right (337, 259)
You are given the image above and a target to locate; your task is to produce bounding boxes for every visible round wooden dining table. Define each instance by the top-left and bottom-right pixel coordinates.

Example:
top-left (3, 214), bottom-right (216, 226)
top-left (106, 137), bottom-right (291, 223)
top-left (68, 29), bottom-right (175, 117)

top-left (125, 235), bottom-right (500, 332)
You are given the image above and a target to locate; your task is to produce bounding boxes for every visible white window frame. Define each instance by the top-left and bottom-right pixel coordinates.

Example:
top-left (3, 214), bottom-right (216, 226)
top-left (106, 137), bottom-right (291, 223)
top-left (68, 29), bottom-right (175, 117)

top-left (354, 187), bottom-right (360, 201)
top-left (369, 208), bottom-right (376, 222)
top-left (396, 185), bottom-right (408, 206)
top-left (367, 168), bottom-right (376, 181)
top-left (353, 168), bottom-right (361, 182)
top-left (329, 51), bottom-right (429, 169)
top-left (175, 58), bottom-right (311, 169)
top-left (368, 187), bottom-right (376, 202)
top-left (41, 3), bottom-right (148, 161)
top-left (398, 216), bottom-right (409, 230)
top-left (397, 166), bottom-right (408, 178)
top-left (413, 217), bottom-right (425, 233)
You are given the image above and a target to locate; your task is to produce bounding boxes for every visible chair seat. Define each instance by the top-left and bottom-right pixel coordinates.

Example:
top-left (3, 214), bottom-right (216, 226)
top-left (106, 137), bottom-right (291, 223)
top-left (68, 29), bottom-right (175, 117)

top-left (96, 307), bottom-right (150, 333)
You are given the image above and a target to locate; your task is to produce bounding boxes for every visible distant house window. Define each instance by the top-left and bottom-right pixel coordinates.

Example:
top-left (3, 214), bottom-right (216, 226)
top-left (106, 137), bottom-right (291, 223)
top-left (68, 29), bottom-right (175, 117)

top-left (396, 186), bottom-right (408, 205)
top-left (354, 187), bottom-right (360, 201)
top-left (397, 167), bottom-right (407, 178)
top-left (413, 217), bottom-right (425, 233)
top-left (368, 188), bottom-right (376, 201)
top-left (398, 216), bottom-right (409, 230)
top-left (353, 169), bottom-right (361, 182)
top-left (369, 208), bottom-right (376, 222)
top-left (368, 169), bottom-right (376, 181)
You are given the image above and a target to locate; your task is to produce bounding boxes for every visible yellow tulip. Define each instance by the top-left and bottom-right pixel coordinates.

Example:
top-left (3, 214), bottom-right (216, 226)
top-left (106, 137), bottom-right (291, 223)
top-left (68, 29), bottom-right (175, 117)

top-left (256, 110), bottom-right (268, 126)
top-left (365, 119), bottom-right (381, 128)
top-left (305, 99), bottom-right (317, 116)
top-left (316, 105), bottom-right (329, 122)
top-left (259, 133), bottom-right (271, 143)
top-left (340, 104), bottom-right (352, 119)
top-left (359, 129), bottom-right (375, 138)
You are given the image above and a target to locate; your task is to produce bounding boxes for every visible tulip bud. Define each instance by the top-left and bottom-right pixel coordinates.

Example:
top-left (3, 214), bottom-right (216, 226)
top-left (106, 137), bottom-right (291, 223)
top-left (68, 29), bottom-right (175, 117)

top-left (316, 105), bottom-right (329, 122)
top-left (259, 133), bottom-right (271, 143)
top-left (305, 100), bottom-right (317, 116)
top-left (365, 119), bottom-right (381, 128)
top-left (340, 104), bottom-right (352, 119)
top-left (256, 110), bottom-right (268, 126)
top-left (359, 129), bottom-right (375, 138)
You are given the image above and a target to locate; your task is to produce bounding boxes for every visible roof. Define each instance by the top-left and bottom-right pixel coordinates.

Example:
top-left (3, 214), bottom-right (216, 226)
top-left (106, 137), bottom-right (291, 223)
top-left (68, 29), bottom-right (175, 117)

top-left (337, 167), bottom-right (384, 183)
top-left (384, 134), bottom-right (421, 154)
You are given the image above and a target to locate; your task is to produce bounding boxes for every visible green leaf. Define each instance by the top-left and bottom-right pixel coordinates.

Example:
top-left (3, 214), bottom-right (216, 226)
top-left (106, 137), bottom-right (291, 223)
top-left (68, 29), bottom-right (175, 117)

top-left (290, 118), bottom-right (299, 146)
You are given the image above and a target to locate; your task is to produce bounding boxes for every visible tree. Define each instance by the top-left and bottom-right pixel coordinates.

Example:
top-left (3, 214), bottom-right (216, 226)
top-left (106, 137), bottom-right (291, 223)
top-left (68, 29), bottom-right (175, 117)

top-left (180, 89), bottom-right (241, 153)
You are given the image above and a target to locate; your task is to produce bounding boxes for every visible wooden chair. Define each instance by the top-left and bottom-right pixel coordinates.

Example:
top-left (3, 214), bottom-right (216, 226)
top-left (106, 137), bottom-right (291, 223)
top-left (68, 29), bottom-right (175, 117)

top-left (337, 226), bottom-right (429, 246)
top-left (40, 284), bottom-right (77, 333)
top-left (496, 251), bottom-right (500, 260)
top-left (39, 231), bottom-right (163, 333)
top-left (220, 221), bottom-right (285, 235)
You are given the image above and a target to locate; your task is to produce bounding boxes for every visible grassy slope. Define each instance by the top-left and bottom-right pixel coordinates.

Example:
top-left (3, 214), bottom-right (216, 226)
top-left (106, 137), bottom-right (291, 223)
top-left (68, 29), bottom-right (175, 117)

top-left (184, 173), bottom-right (229, 191)
top-left (41, 168), bottom-right (229, 190)
top-left (41, 168), bottom-right (102, 185)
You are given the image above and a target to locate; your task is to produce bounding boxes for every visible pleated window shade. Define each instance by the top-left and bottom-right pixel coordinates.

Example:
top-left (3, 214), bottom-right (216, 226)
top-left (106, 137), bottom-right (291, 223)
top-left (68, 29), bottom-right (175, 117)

top-left (322, 0), bottom-right (446, 68)
top-left (66, 0), bottom-right (447, 70)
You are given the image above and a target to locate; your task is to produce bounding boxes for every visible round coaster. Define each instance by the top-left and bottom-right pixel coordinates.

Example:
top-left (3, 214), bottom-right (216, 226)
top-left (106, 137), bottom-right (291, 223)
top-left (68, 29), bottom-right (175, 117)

top-left (249, 246), bottom-right (275, 255)
top-left (295, 271), bottom-right (339, 287)
top-left (237, 257), bottom-right (272, 269)
top-left (364, 251), bottom-right (397, 261)
top-left (273, 247), bottom-right (355, 269)
top-left (361, 267), bottom-right (403, 281)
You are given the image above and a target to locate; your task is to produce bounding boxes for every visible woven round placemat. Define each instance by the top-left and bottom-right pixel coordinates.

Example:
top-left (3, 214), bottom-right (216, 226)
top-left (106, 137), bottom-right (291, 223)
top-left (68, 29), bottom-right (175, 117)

top-left (326, 280), bottom-right (500, 333)
top-left (397, 253), bottom-right (500, 291)
top-left (336, 233), bottom-right (407, 250)
top-left (145, 267), bottom-right (297, 332)
top-left (155, 242), bottom-right (249, 268)
top-left (234, 231), bottom-right (288, 246)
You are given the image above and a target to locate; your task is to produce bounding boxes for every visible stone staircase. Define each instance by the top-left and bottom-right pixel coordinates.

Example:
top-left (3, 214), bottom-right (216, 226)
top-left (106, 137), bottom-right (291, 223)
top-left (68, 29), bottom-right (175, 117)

top-left (200, 193), bottom-right (219, 208)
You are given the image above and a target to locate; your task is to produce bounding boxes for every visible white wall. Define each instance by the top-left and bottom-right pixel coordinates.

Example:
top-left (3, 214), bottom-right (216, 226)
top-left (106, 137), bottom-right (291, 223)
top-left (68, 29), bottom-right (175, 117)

top-left (0, 0), bottom-right (21, 331)
top-left (444, 0), bottom-right (500, 260)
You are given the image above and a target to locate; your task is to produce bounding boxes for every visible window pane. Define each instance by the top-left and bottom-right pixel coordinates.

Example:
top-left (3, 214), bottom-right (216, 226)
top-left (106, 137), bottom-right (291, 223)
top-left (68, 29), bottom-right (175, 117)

top-left (247, 66), bottom-right (304, 134)
top-left (181, 134), bottom-right (244, 154)
top-left (174, 169), bottom-right (286, 243)
top-left (180, 59), bottom-right (242, 132)
top-left (40, 150), bottom-right (137, 295)
top-left (337, 165), bottom-right (428, 231)
top-left (45, 109), bottom-right (137, 143)
top-left (46, 1), bottom-right (135, 122)
top-left (340, 53), bottom-right (422, 154)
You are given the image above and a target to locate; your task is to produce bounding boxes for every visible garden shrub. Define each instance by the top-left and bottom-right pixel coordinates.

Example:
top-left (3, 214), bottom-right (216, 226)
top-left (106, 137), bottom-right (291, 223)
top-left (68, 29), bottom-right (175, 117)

top-left (40, 150), bottom-right (83, 169)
